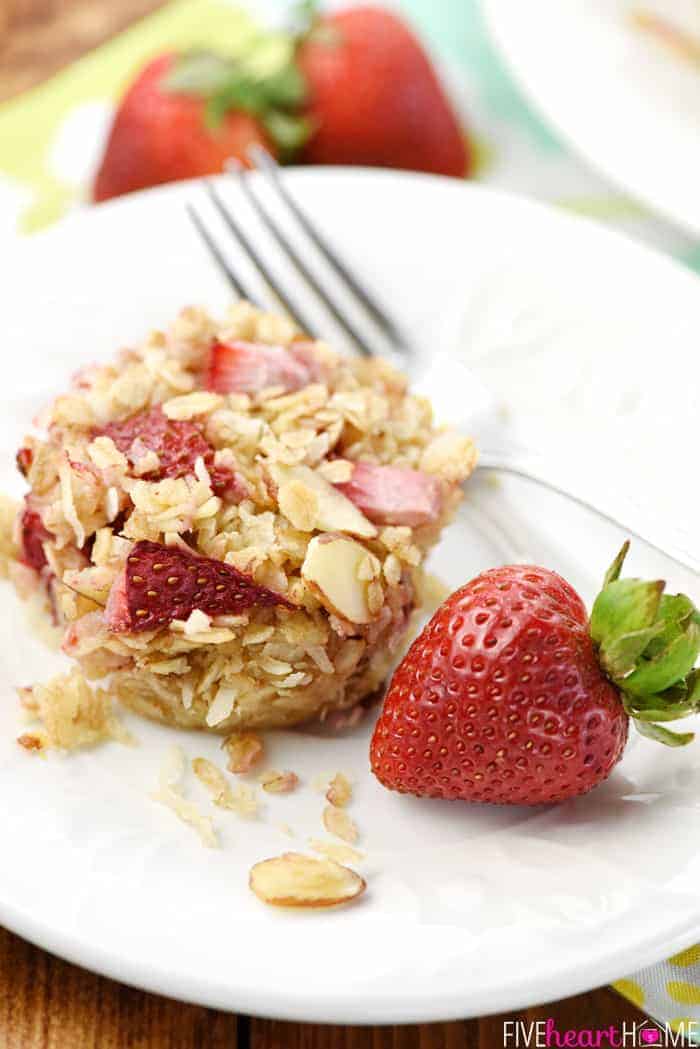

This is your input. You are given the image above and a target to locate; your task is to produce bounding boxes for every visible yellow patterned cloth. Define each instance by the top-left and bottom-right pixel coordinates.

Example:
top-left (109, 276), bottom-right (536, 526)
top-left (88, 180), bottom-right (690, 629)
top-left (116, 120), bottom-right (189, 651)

top-left (614, 947), bottom-right (700, 1041)
top-left (2, 0), bottom-right (700, 1032)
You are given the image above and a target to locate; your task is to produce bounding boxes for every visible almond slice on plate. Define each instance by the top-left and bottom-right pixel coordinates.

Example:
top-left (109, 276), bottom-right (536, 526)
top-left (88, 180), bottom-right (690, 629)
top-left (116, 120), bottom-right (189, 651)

top-left (249, 852), bottom-right (366, 908)
top-left (301, 534), bottom-right (381, 624)
top-left (267, 462), bottom-right (377, 539)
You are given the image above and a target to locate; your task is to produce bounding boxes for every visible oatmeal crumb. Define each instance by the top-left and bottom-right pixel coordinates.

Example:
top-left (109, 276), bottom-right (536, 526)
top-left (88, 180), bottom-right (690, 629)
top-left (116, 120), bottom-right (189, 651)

top-left (192, 756), bottom-right (259, 818)
top-left (326, 772), bottom-right (352, 807)
top-left (222, 732), bottom-right (264, 773)
top-left (309, 839), bottom-right (364, 865)
top-left (259, 769), bottom-right (299, 794)
top-left (323, 803), bottom-right (359, 844)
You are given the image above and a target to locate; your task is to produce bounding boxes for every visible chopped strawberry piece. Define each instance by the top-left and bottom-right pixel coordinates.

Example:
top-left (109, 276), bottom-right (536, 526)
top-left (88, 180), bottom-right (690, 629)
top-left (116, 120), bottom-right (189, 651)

top-left (205, 340), bottom-right (315, 395)
top-left (16, 447), bottom-right (33, 477)
top-left (20, 506), bottom-right (52, 572)
top-left (99, 406), bottom-right (242, 499)
top-left (105, 539), bottom-right (294, 634)
top-left (335, 463), bottom-right (443, 527)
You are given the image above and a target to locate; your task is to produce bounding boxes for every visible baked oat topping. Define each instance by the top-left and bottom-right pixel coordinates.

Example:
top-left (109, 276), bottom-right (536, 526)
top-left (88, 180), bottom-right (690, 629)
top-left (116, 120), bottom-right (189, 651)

top-left (1, 303), bottom-right (476, 735)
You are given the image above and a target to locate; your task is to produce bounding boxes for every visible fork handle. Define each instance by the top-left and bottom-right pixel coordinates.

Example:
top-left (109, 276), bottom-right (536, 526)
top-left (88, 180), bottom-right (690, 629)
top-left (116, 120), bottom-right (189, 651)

top-left (477, 448), bottom-right (699, 576)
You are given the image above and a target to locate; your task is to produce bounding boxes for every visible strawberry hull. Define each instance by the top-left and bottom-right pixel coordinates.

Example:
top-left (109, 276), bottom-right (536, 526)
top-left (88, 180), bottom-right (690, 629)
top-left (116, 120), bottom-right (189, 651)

top-left (92, 54), bottom-right (275, 202)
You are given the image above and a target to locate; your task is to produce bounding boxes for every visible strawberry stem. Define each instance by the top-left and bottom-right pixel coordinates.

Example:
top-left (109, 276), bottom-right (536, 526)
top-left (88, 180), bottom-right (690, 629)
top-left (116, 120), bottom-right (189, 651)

top-left (590, 543), bottom-right (700, 745)
top-left (164, 50), bottom-right (312, 158)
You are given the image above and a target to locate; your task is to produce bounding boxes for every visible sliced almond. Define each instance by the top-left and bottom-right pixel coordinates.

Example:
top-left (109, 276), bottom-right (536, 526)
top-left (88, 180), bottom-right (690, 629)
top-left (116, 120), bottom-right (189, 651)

top-left (317, 459), bottom-right (354, 484)
top-left (278, 480), bottom-right (319, 532)
top-left (301, 534), bottom-right (381, 624)
top-left (309, 839), bottom-right (364, 865)
top-left (267, 462), bottom-right (376, 539)
top-left (259, 769), bottom-right (299, 794)
top-left (325, 772), bottom-right (352, 808)
top-left (323, 803), bottom-right (358, 844)
top-left (249, 852), bottom-right (366, 908)
top-left (222, 731), bottom-right (264, 774)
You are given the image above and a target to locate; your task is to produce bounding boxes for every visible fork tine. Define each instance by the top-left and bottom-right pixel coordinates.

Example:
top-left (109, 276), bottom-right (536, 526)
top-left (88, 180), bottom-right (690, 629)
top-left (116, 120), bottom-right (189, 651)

top-left (249, 145), bottom-right (409, 352)
top-left (228, 160), bottom-right (379, 360)
top-left (229, 160), bottom-right (376, 358)
top-left (186, 203), bottom-right (261, 305)
top-left (205, 182), bottom-right (318, 338)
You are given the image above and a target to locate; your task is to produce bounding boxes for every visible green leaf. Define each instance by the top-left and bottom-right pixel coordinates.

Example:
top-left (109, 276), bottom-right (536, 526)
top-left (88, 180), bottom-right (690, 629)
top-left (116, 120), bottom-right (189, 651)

top-left (601, 623), bottom-right (665, 678)
top-left (589, 544), bottom-right (700, 750)
top-left (624, 690), bottom-right (696, 722)
top-left (634, 719), bottom-right (695, 747)
top-left (261, 64), bottom-right (308, 108)
top-left (602, 541), bottom-right (630, 587)
top-left (686, 669), bottom-right (700, 705)
top-left (590, 578), bottom-right (664, 645)
top-left (623, 618), bottom-right (700, 697)
top-left (164, 51), bottom-right (236, 96)
top-left (263, 111), bottom-right (313, 154)
top-left (205, 77), bottom-right (268, 127)
top-left (289, 0), bottom-right (320, 39)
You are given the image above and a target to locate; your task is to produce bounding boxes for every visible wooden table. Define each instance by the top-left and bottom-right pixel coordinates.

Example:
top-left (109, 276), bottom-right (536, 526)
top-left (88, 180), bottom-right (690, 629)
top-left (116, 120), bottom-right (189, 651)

top-left (0, 3), bottom-right (649, 1046)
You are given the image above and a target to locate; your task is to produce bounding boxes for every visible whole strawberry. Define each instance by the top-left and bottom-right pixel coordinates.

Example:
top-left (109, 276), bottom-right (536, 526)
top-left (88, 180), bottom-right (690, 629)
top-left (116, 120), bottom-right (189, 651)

top-left (297, 5), bottom-right (471, 176)
top-left (93, 52), bottom-right (310, 202)
top-left (371, 544), bottom-right (700, 805)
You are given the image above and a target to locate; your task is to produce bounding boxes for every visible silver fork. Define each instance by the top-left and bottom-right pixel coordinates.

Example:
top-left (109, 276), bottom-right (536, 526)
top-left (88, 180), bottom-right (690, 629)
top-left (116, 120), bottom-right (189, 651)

top-left (187, 147), bottom-right (698, 577)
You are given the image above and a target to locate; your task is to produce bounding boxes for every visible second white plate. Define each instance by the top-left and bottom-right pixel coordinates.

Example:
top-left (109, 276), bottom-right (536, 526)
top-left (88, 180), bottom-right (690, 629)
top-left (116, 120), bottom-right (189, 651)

top-left (483, 0), bottom-right (700, 237)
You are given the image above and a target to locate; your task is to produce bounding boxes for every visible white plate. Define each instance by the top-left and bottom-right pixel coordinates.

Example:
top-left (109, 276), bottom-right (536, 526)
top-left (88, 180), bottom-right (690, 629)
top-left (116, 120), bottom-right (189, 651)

top-left (1, 171), bottom-right (699, 1024)
top-left (483, 0), bottom-right (700, 237)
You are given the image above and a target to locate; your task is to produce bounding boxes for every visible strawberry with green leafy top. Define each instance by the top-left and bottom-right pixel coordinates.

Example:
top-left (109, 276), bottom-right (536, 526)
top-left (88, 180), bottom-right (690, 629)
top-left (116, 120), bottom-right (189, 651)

top-left (93, 4), bottom-right (472, 202)
top-left (93, 52), bottom-right (310, 202)
top-left (371, 544), bottom-right (700, 806)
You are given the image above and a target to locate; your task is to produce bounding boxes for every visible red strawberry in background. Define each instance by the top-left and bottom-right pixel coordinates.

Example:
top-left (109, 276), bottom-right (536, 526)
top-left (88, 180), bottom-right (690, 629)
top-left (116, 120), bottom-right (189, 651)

top-left (297, 6), bottom-right (470, 176)
top-left (92, 5), bottom-right (472, 203)
top-left (93, 52), bottom-right (310, 202)
top-left (371, 543), bottom-right (700, 805)
top-left (105, 539), bottom-right (295, 633)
